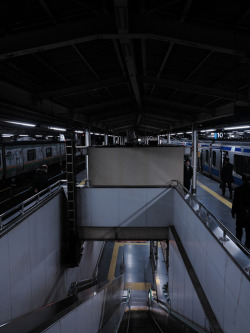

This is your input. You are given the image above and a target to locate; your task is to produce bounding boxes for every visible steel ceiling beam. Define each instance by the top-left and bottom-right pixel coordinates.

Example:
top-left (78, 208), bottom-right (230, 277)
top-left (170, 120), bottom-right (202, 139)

top-left (38, 77), bottom-right (127, 99)
top-left (38, 0), bottom-right (57, 25)
top-left (72, 44), bottom-right (114, 98)
top-left (114, 0), bottom-right (142, 110)
top-left (32, 54), bottom-right (71, 84)
top-left (73, 97), bottom-right (133, 114)
top-left (145, 76), bottom-right (248, 101)
top-left (0, 19), bottom-right (249, 60)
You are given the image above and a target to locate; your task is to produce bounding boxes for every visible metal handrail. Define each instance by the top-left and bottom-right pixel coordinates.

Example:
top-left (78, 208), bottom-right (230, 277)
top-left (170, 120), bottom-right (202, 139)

top-left (171, 180), bottom-right (250, 276)
top-left (148, 289), bottom-right (208, 333)
top-left (0, 180), bottom-right (67, 231)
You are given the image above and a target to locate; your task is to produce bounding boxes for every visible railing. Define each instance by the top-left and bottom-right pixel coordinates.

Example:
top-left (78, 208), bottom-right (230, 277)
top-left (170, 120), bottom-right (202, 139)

top-left (148, 289), bottom-right (208, 333)
top-left (0, 180), bottom-right (67, 232)
top-left (171, 180), bottom-right (250, 275)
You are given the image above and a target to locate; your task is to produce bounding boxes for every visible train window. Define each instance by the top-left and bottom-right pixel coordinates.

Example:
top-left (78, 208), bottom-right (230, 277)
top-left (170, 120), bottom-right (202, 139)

top-left (212, 151), bottom-right (216, 167)
top-left (27, 149), bottom-right (36, 161)
top-left (234, 155), bottom-right (250, 175)
top-left (205, 150), bottom-right (209, 164)
top-left (46, 147), bottom-right (52, 157)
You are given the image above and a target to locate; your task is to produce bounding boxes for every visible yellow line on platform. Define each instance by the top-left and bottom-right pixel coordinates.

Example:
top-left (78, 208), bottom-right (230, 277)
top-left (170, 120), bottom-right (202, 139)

top-left (79, 178), bottom-right (86, 185)
top-left (107, 242), bottom-right (149, 282)
top-left (125, 282), bottom-right (151, 290)
top-left (107, 242), bottom-right (124, 281)
top-left (197, 180), bottom-right (232, 209)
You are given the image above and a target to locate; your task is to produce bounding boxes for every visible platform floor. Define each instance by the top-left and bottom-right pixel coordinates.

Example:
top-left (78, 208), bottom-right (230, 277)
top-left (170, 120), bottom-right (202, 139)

top-left (196, 172), bottom-right (246, 245)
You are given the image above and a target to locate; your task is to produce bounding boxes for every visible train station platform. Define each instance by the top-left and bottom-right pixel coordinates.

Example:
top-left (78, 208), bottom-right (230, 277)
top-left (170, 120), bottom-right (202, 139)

top-left (0, 146), bottom-right (250, 333)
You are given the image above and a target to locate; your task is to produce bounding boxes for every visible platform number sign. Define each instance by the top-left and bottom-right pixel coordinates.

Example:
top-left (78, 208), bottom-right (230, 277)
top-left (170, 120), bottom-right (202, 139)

top-left (214, 132), bottom-right (223, 139)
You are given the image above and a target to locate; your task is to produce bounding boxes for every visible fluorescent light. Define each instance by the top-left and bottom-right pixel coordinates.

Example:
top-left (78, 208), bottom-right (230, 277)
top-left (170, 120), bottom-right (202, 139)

top-left (200, 129), bottom-right (215, 132)
top-left (19, 134), bottom-right (28, 137)
top-left (75, 130), bottom-right (83, 134)
top-left (177, 132), bottom-right (184, 135)
top-left (35, 135), bottom-right (43, 137)
top-left (2, 134), bottom-right (14, 137)
top-left (224, 125), bottom-right (250, 130)
top-left (6, 121), bottom-right (36, 127)
top-left (186, 131), bottom-right (192, 134)
top-left (48, 127), bottom-right (66, 132)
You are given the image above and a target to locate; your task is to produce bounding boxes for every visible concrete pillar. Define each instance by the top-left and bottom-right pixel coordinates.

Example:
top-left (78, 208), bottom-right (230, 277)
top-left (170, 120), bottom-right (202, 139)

top-left (113, 136), bottom-right (116, 145)
top-left (157, 135), bottom-right (160, 145)
top-left (192, 126), bottom-right (197, 195)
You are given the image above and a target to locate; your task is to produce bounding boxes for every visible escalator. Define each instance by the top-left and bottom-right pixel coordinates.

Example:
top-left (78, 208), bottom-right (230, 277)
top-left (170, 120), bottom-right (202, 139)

top-left (120, 311), bottom-right (160, 332)
top-left (118, 289), bottom-right (204, 333)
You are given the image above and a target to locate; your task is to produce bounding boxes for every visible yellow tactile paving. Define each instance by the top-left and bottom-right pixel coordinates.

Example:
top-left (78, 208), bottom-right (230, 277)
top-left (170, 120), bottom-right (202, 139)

top-left (79, 178), bottom-right (86, 185)
top-left (125, 282), bottom-right (151, 290)
top-left (197, 180), bottom-right (232, 209)
top-left (107, 242), bottom-right (149, 282)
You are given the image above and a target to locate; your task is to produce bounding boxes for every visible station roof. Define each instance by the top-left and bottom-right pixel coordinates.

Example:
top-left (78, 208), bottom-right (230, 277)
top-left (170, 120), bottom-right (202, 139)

top-left (0, 0), bottom-right (250, 136)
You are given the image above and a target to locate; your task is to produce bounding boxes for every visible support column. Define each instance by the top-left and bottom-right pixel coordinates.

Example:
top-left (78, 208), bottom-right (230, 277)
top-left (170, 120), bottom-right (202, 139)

top-left (104, 133), bottom-right (108, 145)
top-left (157, 135), bottom-right (160, 145)
top-left (168, 133), bottom-right (171, 144)
top-left (192, 126), bottom-right (197, 195)
top-left (85, 129), bottom-right (90, 186)
top-left (113, 135), bottom-right (116, 145)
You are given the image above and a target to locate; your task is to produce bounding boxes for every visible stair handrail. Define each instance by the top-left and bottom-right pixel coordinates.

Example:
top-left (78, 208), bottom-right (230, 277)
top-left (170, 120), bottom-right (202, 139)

top-left (148, 288), bottom-right (208, 333)
top-left (171, 179), bottom-right (250, 277)
top-left (0, 179), bottom-right (66, 232)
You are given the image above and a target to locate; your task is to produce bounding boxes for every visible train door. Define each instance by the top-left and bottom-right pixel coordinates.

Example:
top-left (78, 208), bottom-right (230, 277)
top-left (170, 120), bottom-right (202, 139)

top-left (0, 148), bottom-right (3, 181)
top-left (208, 145), bottom-right (212, 177)
top-left (16, 149), bottom-right (24, 174)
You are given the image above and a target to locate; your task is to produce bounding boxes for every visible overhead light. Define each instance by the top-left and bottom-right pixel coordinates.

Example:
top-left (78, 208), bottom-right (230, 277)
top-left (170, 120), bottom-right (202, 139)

top-left (200, 129), bottom-right (215, 132)
top-left (48, 127), bottom-right (66, 132)
top-left (75, 130), bottom-right (83, 134)
top-left (223, 125), bottom-right (250, 130)
top-left (35, 135), bottom-right (43, 137)
top-left (177, 132), bottom-right (184, 135)
top-left (5, 121), bottom-right (36, 127)
top-left (19, 134), bottom-right (28, 137)
top-left (186, 131), bottom-right (192, 134)
top-left (2, 134), bottom-right (14, 137)
top-left (205, 129), bottom-right (215, 132)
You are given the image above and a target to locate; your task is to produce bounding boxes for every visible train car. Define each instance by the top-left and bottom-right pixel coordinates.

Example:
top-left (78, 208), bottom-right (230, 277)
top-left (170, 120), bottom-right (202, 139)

top-left (183, 140), bottom-right (250, 187)
top-left (0, 141), bottom-right (66, 185)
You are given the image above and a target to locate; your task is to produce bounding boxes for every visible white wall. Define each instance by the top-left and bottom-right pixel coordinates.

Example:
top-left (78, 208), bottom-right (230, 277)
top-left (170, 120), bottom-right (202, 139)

top-left (173, 190), bottom-right (250, 333)
top-left (88, 146), bottom-right (184, 186)
top-left (168, 229), bottom-right (210, 331)
top-left (0, 192), bottom-right (104, 325)
top-left (77, 187), bottom-right (174, 228)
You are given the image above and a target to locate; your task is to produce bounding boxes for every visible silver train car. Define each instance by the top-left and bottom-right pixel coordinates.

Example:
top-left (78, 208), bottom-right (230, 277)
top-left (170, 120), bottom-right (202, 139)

top-left (184, 140), bottom-right (250, 187)
top-left (0, 141), bottom-right (66, 184)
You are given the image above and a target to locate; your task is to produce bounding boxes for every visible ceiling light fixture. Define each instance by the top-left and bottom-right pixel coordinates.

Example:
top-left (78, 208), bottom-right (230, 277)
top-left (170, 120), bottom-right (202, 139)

top-left (48, 127), bottom-right (66, 132)
top-left (223, 125), bottom-right (250, 130)
top-left (5, 121), bottom-right (36, 127)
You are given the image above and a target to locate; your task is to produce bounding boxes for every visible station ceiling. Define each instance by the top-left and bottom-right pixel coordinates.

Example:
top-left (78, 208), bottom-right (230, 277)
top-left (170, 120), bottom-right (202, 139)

top-left (0, 0), bottom-right (250, 136)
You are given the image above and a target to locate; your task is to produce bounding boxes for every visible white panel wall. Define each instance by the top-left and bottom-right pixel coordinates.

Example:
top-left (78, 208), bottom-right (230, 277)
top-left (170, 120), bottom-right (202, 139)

top-left (42, 290), bottom-right (105, 333)
top-left (0, 192), bottom-right (104, 325)
top-left (77, 188), bottom-right (174, 227)
top-left (168, 230), bottom-right (210, 331)
top-left (88, 146), bottom-right (184, 186)
top-left (173, 190), bottom-right (250, 333)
